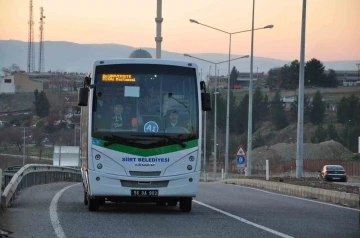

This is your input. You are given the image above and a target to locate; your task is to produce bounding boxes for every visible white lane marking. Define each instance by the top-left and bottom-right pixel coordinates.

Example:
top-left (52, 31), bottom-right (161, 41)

top-left (231, 184), bottom-right (360, 212)
top-left (194, 200), bottom-right (294, 238)
top-left (50, 183), bottom-right (81, 238)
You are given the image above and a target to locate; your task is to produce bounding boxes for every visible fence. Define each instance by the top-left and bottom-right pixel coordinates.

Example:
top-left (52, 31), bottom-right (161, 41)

top-left (1, 164), bottom-right (82, 209)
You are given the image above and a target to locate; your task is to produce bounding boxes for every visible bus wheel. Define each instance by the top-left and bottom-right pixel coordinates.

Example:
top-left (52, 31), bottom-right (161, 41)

top-left (88, 197), bottom-right (99, 211)
top-left (84, 191), bottom-right (88, 206)
top-left (99, 198), bottom-right (105, 205)
top-left (179, 198), bottom-right (192, 212)
top-left (167, 200), bottom-right (177, 206)
top-left (156, 201), bottom-right (166, 206)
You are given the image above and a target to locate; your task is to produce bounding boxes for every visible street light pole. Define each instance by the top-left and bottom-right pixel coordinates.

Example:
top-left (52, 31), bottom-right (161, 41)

top-left (246, 0), bottom-right (256, 176)
top-left (213, 64), bottom-right (217, 181)
top-left (184, 53), bottom-right (249, 181)
top-left (23, 127), bottom-right (26, 165)
top-left (224, 33), bottom-right (232, 179)
top-left (296, 0), bottom-right (307, 178)
top-left (189, 19), bottom-right (273, 179)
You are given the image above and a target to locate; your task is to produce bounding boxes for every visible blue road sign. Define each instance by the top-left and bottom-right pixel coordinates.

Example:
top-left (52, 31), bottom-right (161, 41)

top-left (236, 156), bottom-right (246, 165)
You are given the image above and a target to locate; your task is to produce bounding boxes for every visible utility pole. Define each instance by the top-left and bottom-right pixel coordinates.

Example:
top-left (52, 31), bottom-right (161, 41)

top-left (356, 63), bottom-right (360, 82)
top-left (246, 0), bottom-right (256, 176)
top-left (23, 127), bottom-right (26, 165)
top-left (296, 0), bottom-right (307, 178)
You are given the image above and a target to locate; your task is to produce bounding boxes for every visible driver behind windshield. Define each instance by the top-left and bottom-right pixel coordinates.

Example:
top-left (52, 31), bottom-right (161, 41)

top-left (165, 109), bottom-right (189, 133)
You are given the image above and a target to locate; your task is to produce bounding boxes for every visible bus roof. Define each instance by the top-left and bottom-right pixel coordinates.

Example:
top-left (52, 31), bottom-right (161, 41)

top-left (92, 58), bottom-right (199, 69)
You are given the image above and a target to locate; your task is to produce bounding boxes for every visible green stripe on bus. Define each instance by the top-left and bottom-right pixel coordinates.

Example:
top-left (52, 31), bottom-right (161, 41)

top-left (92, 138), bottom-right (198, 156)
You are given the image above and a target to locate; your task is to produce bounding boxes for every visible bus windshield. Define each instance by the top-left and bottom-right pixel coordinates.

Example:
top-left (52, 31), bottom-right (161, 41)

top-left (92, 63), bottom-right (199, 147)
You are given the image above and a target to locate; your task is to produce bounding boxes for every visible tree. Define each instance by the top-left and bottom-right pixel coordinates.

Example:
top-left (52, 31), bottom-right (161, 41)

top-left (6, 127), bottom-right (23, 152)
top-left (270, 92), bottom-right (288, 130)
top-left (326, 124), bottom-right (340, 142)
top-left (290, 95), bottom-right (311, 123)
top-left (305, 58), bottom-right (325, 86)
top-left (1, 64), bottom-right (22, 76)
top-left (267, 67), bottom-right (282, 89)
top-left (230, 66), bottom-right (238, 89)
top-left (311, 125), bottom-right (327, 143)
top-left (261, 94), bottom-right (270, 121)
top-left (337, 96), bottom-right (350, 124)
top-left (309, 90), bottom-right (326, 124)
top-left (253, 87), bottom-right (264, 125)
top-left (282, 60), bottom-right (299, 89)
top-left (342, 124), bottom-right (360, 153)
top-left (336, 94), bottom-right (359, 124)
top-left (34, 90), bottom-right (51, 118)
top-left (235, 94), bottom-right (249, 134)
top-left (325, 69), bottom-right (338, 87)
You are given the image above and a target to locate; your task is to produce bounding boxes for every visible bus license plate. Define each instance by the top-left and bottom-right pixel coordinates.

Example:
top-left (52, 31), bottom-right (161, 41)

top-left (131, 190), bottom-right (158, 197)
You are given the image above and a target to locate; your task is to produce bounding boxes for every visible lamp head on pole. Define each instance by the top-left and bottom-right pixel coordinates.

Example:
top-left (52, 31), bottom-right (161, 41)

top-left (189, 19), bottom-right (199, 24)
top-left (184, 53), bottom-right (191, 57)
top-left (264, 25), bottom-right (274, 29)
top-left (242, 55), bottom-right (250, 58)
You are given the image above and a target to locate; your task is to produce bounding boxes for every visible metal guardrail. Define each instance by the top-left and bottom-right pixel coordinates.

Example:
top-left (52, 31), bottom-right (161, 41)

top-left (1, 164), bottom-right (81, 209)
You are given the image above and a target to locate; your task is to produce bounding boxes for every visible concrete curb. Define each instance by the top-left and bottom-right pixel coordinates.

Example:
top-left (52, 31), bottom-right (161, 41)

top-left (220, 179), bottom-right (359, 208)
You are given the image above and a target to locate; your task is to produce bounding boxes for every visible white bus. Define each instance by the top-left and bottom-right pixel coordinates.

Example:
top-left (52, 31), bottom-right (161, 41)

top-left (78, 57), bottom-right (211, 212)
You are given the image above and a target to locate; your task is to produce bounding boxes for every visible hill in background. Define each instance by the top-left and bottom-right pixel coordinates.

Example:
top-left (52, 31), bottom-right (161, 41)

top-left (1, 40), bottom-right (359, 75)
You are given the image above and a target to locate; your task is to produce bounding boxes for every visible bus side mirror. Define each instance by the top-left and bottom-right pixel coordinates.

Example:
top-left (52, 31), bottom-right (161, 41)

top-left (78, 88), bottom-right (89, 106)
top-left (201, 92), bottom-right (211, 111)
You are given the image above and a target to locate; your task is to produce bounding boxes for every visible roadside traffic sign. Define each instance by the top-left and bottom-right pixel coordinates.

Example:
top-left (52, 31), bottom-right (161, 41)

top-left (236, 155), bottom-right (246, 168)
top-left (236, 145), bottom-right (246, 156)
top-left (236, 156), bottom-right (245, 165)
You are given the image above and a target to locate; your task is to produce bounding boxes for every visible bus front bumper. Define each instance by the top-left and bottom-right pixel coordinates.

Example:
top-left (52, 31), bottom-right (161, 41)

top-left (87, 170), bottom-right (200, 198)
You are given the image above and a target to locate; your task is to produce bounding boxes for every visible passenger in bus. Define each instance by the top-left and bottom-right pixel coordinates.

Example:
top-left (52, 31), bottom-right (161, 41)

top-left (96, 94), bottom-right (113, 120)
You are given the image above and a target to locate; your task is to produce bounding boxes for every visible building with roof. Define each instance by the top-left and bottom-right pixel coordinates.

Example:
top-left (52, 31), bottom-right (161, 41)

top-left (207, 72), bottom-right (265, 89)
top-left (328, 70), bottom-right (360, 86)
top-left (0, 75), bottom-right (16, 94)
top-left (3, 72), bottom-right (85, 93)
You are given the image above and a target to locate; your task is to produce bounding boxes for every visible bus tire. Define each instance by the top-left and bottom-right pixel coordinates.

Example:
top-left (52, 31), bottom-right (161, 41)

top-left (84, 191), bottom-right (88, 206)
top-left (88, 197), bottom-right (99, 211)
top-left (167, 200), bottom-right (177, 206)
top-left (179, 197), bottom-right (192, 212)
top-left (99, 198), bottom-right (105, 205)
top-left (156, 201), bottom-right (166, 206)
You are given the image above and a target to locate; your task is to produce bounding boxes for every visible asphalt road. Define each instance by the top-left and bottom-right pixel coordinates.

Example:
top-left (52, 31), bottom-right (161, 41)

top-left (0, 182), bottom-right (359, 238)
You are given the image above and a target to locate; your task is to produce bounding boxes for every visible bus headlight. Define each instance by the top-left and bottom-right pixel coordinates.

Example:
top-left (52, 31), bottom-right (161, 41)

top-left (92, 149), bottom-right (127, 176)
top-left (163, 152), bottom-right (198, 176)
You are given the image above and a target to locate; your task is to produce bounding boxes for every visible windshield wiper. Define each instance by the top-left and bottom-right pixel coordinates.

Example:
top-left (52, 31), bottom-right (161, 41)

top-left (134, 134), bottom-right (186, 148)
top-left (103, 135), bottom-right (146, 147)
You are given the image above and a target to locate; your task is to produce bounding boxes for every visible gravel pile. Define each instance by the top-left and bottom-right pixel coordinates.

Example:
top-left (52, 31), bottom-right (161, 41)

top-left (252, 140), bottom-right (354, 164)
